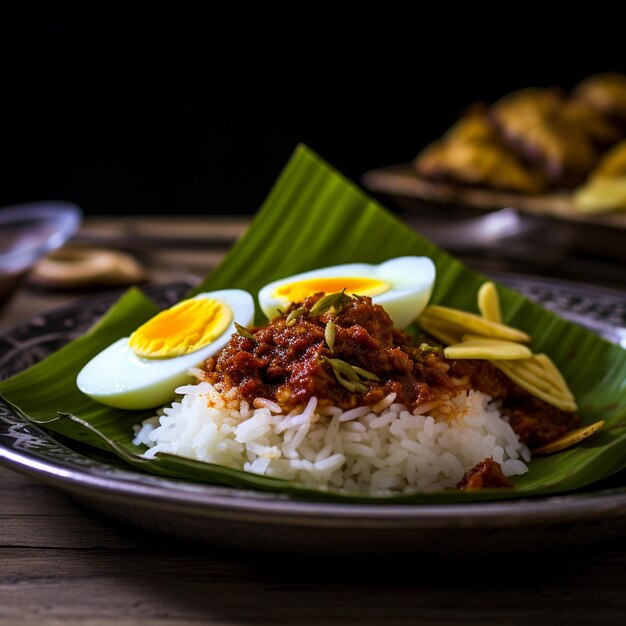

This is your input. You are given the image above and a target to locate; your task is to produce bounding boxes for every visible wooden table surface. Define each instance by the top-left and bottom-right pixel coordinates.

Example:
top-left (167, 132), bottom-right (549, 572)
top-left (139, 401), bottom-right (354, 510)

top-left (4, 463), bottom-right (626, 626)
top-left (2, 216), bottom-right (626, 625)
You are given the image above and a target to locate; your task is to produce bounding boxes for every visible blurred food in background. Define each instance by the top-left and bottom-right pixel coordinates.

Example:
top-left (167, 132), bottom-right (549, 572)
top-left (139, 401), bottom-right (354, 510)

top-left (30, 246), bottom-right (146, 291)
top-left (361, 73), bottom-right (626, 285)
top-left (413, 72), bottom-right (626, 212)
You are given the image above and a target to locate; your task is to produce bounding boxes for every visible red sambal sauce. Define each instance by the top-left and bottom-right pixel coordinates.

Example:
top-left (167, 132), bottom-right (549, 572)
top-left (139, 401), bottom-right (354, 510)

top-left (203, 294), bottom-right (578, 448)
top-left (205, 294), bottom-right (454, 412)
top-left (457, 458), bottom-right (513, 490)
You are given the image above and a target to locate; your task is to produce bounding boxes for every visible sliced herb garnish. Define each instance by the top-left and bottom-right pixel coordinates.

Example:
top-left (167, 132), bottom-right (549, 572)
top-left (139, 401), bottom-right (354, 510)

top-left (309, 289), bottom-right (351, 316)
top-left (325, 320), bottom-right (336, 352)
top-left (333, 370), bottom-right (367, 394)
top-left (234, 322), bottom-right (256, 342)
top-left (322, 356), bottom-right (379, 393)
top-left (351, 365), bottom-right (381, 382)
top-left (286, 307), bottom-right (306, 325)
top-left (419, 342), bottom-right (440, 354)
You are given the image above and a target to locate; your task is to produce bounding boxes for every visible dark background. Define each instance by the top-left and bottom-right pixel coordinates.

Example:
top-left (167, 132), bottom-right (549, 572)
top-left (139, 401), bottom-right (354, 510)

top-left (2, 19), bottom-right (626, 216)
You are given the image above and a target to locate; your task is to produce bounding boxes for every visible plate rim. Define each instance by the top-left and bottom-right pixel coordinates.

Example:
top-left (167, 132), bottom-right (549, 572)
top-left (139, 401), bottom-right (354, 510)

top-left (3, 438), bottom-right (626, 529)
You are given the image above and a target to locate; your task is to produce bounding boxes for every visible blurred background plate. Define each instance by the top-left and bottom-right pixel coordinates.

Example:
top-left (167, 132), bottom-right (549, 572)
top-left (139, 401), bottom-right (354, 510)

top-left (362, 164), bottom-right (626, 230)
top-left (361, 165), bottom-right (626, 278)
top-left (362, 163), bottom-right (626, 229)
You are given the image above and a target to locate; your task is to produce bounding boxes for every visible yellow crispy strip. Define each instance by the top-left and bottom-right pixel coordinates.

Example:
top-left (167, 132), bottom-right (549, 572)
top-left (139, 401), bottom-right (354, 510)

top-left (444, 338), bottom-right (532, 360)
top-left (501, 358), bottom-right (575, 401)
top-left (533, 420), bottom-right (605, 455)
top-left (416, 316), bottom-right (461, 346)
top-left (422, 305), bottom-right (530, 343)
top-left (519, 355), bottom-right (551, 378)
top-left (517, 356), bottom-right (573, 397)
top-left (491, 360), bottom-right (577, 412)
top-left (534, 353), bottom-right (576, 399)
top-left (477, 281), bottom-right (502, 323)
top-left (418, 287), bottom-right (576, 413)
top-left (515, 355), bottom-right (575, 401)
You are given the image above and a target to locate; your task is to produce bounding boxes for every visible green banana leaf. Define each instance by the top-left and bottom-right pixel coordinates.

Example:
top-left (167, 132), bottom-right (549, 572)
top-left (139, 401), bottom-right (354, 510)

top-left (1, 144), bottom-right (625, 504)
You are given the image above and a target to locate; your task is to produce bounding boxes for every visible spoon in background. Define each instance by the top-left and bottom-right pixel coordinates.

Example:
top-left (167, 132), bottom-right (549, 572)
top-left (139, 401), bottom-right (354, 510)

top-left (0, 202), bottom-right (82, 309)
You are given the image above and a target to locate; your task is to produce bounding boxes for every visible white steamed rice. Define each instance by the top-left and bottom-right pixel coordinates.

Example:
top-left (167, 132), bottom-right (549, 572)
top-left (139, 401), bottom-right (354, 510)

top-left (133, 372), bottom-right (530, 495)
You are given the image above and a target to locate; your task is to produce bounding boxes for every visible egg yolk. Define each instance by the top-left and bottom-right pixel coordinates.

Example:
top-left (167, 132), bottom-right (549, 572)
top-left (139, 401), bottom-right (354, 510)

top-left (129, 298), bottom-right (233, 359)
top-left (272, 276), bottom-right (390, 304)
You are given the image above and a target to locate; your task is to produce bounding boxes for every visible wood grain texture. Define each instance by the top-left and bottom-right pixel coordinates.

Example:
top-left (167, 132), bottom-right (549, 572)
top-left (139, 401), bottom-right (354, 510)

top-left (2, 465), bottom-right (626, 625)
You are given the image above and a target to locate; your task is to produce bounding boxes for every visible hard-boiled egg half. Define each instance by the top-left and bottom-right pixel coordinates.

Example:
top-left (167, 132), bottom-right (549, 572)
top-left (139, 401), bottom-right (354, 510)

top-left (77, 289), bottom-right (254, 410)
top-left (258, 256), bottom-right (436, 328)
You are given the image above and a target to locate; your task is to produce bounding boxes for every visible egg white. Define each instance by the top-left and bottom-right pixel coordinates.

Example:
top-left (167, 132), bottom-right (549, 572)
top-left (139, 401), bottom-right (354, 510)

top-left (76, 289), bottom-right (254, 410)
top-left (258, 256), bottom-right (436, 328)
